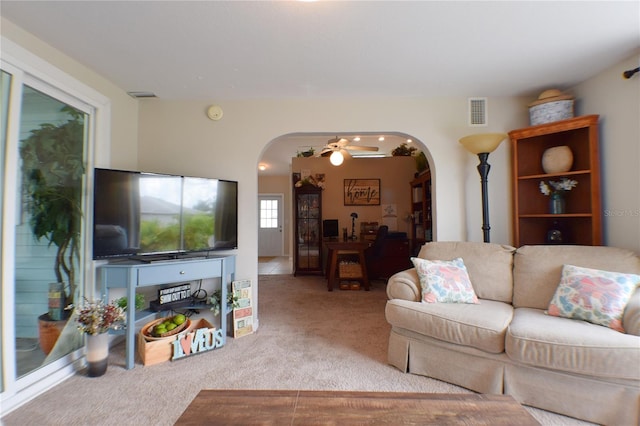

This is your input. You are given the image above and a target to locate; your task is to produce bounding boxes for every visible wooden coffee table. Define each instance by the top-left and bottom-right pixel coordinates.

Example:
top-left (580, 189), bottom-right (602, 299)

top-left (175, 390), bottom-right (540, 425)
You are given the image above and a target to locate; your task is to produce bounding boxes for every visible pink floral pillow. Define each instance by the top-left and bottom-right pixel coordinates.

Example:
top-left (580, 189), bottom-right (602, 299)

top-left (547, 264), bottom-right (640, 332)
top-left (411, 257), bottom-right (479, 304)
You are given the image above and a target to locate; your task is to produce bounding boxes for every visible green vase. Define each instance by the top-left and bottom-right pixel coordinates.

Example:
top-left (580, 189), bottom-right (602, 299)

top-left (549, 192), bottom-right (565, 214)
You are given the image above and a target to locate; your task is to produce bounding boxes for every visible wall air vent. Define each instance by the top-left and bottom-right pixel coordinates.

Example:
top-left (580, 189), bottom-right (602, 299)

top-left (468, 97), bottom-right (487, 126)
top-left (127, 91), bottom-right (157, 98)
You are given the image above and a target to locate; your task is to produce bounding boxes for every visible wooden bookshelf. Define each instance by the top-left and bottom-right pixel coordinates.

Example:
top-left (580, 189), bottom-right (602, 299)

top-left (509, 115), bottom-right (602, 246)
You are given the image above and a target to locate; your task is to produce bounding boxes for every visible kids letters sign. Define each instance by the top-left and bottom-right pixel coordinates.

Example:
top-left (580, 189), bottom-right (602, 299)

top-left (171, 326), bottom-right (224, 360)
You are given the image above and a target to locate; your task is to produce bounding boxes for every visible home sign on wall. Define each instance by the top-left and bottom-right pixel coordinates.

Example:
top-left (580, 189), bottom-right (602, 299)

top-left (344, 179), bottom-right (380, 206)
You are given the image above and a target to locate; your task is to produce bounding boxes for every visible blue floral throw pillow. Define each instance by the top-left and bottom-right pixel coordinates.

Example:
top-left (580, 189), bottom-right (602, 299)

top-left (411, 257), bottom-right (479, 304)
top-left (547, 264), bottom-right (640, 332)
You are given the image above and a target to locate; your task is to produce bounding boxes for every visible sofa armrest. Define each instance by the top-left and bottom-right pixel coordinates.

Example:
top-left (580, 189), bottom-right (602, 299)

top-left (386, 268), bottom-right (421, 302)
top-left (623, 287), bottom-right (640, 336)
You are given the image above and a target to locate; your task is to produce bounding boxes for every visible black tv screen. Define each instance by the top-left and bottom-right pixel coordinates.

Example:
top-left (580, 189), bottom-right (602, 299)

top-left (93, 168), bottom-right (238, 259)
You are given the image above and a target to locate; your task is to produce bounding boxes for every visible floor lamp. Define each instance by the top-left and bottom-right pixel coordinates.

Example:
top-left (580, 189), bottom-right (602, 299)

top-left (459, 133), bottom-right (507, 243)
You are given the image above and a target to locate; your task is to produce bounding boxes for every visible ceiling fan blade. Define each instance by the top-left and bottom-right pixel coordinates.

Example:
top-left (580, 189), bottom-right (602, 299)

top-left (345, 145), bottom-right (379, 152)
top-left (339, 148), bottom-right (352, 159)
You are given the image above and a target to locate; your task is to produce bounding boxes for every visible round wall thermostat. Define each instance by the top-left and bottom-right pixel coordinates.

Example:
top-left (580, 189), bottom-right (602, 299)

top-left (207, 105), bottom-right (223, 121)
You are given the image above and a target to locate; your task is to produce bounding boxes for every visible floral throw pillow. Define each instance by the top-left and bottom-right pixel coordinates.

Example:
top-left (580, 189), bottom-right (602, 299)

top-left (547, 264), bottom-right (640, 332)
top-left (411, 257), bottom-right (479, 304)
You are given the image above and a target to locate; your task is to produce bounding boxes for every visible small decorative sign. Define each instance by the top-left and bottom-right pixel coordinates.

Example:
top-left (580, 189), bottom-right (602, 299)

top-left (344, 179), bottom-right (380, 206)
top-left (158, 283), bottom-right (191, 305)
top-left (171, 326), bottom-right (224, 360)
top-left (232, 279), bottom-right (254, 338)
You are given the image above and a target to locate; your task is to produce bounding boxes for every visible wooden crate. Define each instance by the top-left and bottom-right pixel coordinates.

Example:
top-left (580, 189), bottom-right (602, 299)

top-left (137, 318), bottom-right (214, 366)
top-left (339, 262), bottom-right (362, 278)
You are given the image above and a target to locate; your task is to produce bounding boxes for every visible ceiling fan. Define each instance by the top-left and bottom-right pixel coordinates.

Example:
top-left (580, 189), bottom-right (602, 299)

top-left (319, 136), bottom-right (379, 166)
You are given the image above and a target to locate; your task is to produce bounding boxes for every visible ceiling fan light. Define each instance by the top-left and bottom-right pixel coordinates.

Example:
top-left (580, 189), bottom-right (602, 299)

top-left (330, 151), bottom-right (344, 166)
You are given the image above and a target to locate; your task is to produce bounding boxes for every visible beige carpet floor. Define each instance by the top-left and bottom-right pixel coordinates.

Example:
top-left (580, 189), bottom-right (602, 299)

top-left (2, 275), bottom-right (592, 425)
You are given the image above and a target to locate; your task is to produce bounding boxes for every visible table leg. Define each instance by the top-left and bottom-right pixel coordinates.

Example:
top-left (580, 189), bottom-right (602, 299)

top-left (328, 249), bottom-right (338, 291)
top-left (358, 249), bottom-right (370, 291)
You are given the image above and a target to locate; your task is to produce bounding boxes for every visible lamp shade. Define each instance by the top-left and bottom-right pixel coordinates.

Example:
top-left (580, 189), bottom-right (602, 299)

top-left (330, 150), bottom-right (344, 166)
top-left (459, 133), bottom-right (507, 154)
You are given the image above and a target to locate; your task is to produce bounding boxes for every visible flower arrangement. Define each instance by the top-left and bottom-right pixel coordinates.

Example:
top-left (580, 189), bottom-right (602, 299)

top-left (76, 299), bottom-right (126, 335)
top-left (539, 177), bottom-right (578, 196)
top-left (294, 174), bottom-right (325, 189)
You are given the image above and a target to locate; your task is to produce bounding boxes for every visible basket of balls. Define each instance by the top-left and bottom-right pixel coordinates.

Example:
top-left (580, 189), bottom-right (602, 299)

top-left (141, 314), bottom-right (190, 341)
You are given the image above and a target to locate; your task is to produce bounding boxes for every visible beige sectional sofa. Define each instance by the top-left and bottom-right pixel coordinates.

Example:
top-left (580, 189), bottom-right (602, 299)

top-left (385, 241), bottom-right (640, 425)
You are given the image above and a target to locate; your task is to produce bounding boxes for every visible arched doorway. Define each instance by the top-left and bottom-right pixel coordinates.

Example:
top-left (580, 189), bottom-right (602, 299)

top-left (257, 132), bottom-right (434, 275)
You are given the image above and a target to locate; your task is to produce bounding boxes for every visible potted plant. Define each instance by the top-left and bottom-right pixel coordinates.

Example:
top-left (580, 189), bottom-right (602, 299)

top-left (296, 147), bottom-right (315, 157)
top-left (209, 288), bottom-right (239, 316)
top-left (19, 106), bottom-right (85, 353)
top-left (391, 143), bottom-right (417, 157)
top-left (116, 293), bottom-right (146, 312)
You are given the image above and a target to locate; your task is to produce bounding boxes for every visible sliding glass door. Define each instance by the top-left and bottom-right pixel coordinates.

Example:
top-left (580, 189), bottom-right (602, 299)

top-left (14, 85), bottom-right (89, 377)
top-left (1, 49), bottom-right (100, 411)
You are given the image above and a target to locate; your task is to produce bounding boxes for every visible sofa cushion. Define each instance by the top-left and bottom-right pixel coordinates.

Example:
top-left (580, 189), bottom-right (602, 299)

top-left (547, 264), bottom-right (640, 332)
top-left (506, 308), bottom-right (640, 381)
top-left (416, 241), bottom-right (516, 303)
top-left (513, 245), bottom-right (640, 310)
top-left (411, 257), bottom-right (479, 304)
top-left (385, 298), bottom-right (513, 354)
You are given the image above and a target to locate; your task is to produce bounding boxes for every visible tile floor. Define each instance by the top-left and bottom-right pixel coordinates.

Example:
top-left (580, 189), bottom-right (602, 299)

top-left (258, 256), bottom-right (293, 275)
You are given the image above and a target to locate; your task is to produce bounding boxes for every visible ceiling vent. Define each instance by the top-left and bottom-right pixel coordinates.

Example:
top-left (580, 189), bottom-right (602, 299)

top-left (468, 97), bottom-right (487, 126)
top-left (127, 91), bottom-right (157, 98)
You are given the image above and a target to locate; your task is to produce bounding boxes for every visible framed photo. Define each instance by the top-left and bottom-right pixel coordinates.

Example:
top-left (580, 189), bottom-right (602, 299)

top-left (344, 179), bottom-right (380, 206)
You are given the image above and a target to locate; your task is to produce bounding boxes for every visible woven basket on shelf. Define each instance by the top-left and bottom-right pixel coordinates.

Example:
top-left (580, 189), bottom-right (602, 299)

top-left (141, 316), bottom-right (191, 341)
top-left (339, 262), bottom-right (362, 279)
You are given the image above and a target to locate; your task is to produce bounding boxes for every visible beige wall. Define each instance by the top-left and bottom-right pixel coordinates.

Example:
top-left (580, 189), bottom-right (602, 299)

top-left (4, 18), bottom-right (638, 336)
top-left (572, 52), bottom-right (640, 253)
top-left (136, 97), bottom-right (529, 301)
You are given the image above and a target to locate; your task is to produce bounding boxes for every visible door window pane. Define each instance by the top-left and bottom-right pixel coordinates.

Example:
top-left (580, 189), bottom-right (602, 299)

top-left (260, 199), bottom-right (278, 229)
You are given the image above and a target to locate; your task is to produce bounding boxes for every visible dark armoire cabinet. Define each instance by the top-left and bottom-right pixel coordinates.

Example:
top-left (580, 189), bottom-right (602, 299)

top-left (294, 185), bottom-right (323, 275)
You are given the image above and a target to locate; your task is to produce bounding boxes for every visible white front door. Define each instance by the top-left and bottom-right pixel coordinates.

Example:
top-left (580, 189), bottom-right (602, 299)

top-left (258, 194), bottom-right (284, 256)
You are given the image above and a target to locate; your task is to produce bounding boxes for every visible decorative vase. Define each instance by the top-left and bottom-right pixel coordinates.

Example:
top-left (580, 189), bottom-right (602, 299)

top-left (549, 192), bottom-right (566, 214)
top-left (546, 221), bottom-right (564, 244)
top-left (86, 333), bottom-right (109, 377)
top-left (542, 146), bottom-right (573, 174)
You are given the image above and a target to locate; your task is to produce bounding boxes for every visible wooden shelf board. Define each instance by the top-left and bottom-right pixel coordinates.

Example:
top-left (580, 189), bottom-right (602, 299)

top-left (518, 170), bottom-right (590, 180)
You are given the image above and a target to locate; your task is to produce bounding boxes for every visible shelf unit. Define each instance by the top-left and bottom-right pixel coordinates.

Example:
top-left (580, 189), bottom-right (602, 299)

top-left (410, 170), bottom-right (432, 253)
top-left (99, 255), bottom-right (236, 369)
top-left (509, 115), bottom-right (602, 247)
top-left (294, 185), bottom-right (323, 275)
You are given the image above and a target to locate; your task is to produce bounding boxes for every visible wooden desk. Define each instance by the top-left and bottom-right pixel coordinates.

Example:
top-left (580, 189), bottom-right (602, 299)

top-left (176, 390), bottom-right (540, 425)
top-left (324, 240), bottom-right (370, 291)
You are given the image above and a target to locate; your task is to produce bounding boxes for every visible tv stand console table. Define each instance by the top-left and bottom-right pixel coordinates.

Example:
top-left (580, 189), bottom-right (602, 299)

top-left (98, 255), bottom-right (236, 369)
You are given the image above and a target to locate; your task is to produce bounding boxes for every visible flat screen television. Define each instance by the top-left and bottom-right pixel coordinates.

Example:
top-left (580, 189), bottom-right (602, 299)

top-left (93, 168), bottom-right (238, 260)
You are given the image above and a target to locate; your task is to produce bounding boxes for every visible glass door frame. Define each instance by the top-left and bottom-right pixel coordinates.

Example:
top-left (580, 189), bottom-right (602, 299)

top-left (1, 37), bottom-right (110, 414)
